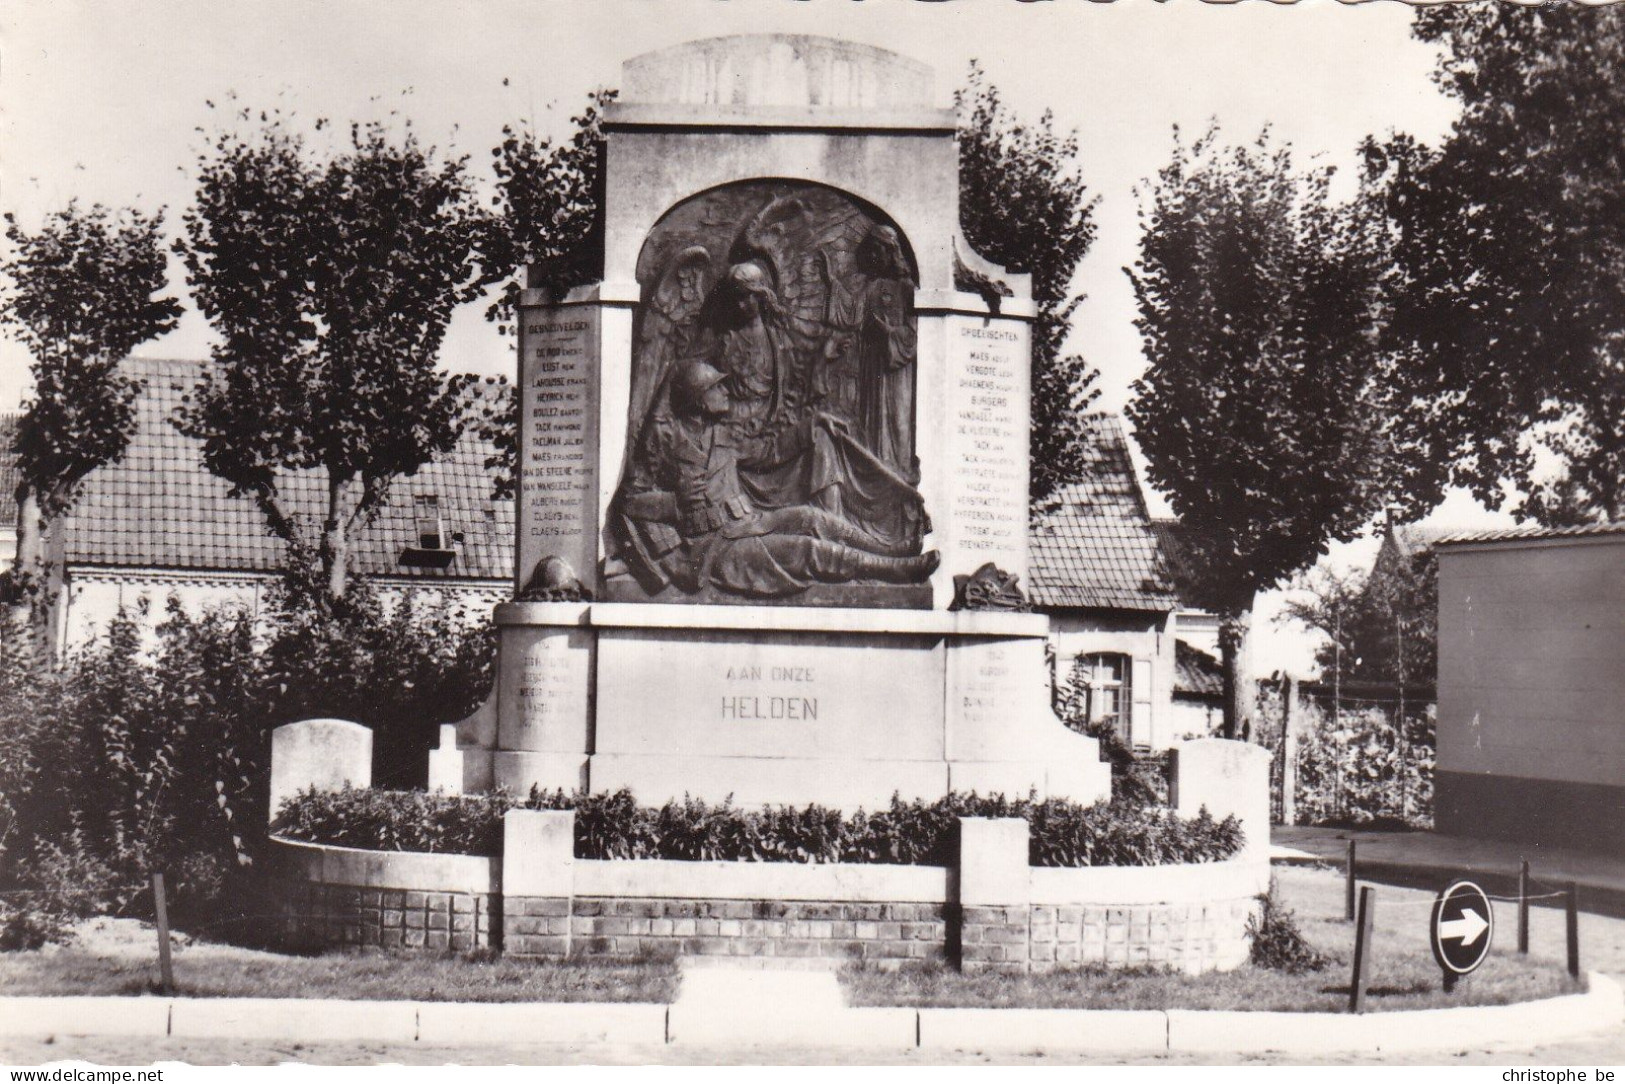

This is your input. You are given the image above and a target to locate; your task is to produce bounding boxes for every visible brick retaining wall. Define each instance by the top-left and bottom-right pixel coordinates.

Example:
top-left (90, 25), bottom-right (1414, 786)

top-left (505, 896), bottom-right (948, 965)
top-left (274, 879), bottom-right (497, 952)
top-left (266, 825), bottom-right (1262, 974)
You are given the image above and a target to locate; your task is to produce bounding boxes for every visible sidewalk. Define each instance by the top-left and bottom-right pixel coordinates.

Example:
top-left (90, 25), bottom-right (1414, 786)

top-left (1272, 826), bottom-right (1625, 918)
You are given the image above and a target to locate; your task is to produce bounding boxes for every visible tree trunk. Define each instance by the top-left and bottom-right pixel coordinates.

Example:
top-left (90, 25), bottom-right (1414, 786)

top-left (322, 475), bottom-right (358, 600)
top-left (1217, 606), bottom-right (1255, 741)
top-left (4, 489), bottom-right (46, 650)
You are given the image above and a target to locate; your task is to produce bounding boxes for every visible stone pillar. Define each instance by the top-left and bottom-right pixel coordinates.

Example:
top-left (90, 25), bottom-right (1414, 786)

top-left (1170, 738), bottom-right (1272, 858)
top-left (515, 290), bottom-right (601, 594)
top-left (427, 724), bottom-right (464, 795)
top-left (915, 292), bottom-right (1037, 609)
top-left (501, 809), bottom-right (576, 957)
top-left (954, 816), bottom-right (1031, 974)
top-left (268, 718), bottom-right (371, 824)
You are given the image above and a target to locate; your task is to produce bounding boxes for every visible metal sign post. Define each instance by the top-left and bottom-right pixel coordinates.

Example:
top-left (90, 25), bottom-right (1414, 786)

top-left (1431, 879), bottom-right (1493, 992)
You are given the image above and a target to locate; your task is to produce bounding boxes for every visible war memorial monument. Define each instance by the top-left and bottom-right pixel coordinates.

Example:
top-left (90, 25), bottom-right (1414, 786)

top-left (431, 34), bottom-right (1111, 810)
top-left (269, 34), bottom-right (1268, 976)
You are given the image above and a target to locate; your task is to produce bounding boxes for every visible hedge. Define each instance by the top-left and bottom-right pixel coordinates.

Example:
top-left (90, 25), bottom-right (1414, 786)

top-left (271, 788), bottom-right (1244, 868)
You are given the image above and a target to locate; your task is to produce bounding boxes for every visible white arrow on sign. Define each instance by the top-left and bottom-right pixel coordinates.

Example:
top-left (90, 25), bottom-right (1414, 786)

top-left (1440, 907), bottom-right (1490, 947)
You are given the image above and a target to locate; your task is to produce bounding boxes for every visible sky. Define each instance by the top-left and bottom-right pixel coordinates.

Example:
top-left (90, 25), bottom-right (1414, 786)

top-left (0, 0), bottom-right (1516, 674)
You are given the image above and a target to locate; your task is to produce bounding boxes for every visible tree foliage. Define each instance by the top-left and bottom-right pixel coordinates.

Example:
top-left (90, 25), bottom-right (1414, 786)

top-left (956, 64), bottom-right (1102, 506)
top-left (1376, 5), bottom-right (1625, 524)
top-left (468, 91), bottom-right (614, 499)
top-left (1282, 550), bottom-right (1438, 689)
top-left (175, 111), bottom-right (486, 597)
top-left (0, 204), bottom-right (181, 633)
top-left (1127, 125), bottom-right (1400, 737)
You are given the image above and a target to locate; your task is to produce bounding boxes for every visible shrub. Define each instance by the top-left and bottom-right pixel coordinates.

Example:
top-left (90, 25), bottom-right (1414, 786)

top-left (1247, 878), bottom-right (1332, 973)
top-left (272, 787), bottom-right (1245, 868)
top-left (0, 565), bottom-right (495, 932)
top-left (0, 897), bottom-right (73, 952)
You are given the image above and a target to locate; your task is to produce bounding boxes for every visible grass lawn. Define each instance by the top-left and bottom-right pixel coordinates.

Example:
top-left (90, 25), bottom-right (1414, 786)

top-left (843, 866), bottom-right (1583, 1012)
top-left (0, 921), bottom-right (677, 1003)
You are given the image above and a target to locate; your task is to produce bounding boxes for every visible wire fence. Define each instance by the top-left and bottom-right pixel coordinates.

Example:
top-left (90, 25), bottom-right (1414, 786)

top-left (1255, 680), bottom-right (1438, 829)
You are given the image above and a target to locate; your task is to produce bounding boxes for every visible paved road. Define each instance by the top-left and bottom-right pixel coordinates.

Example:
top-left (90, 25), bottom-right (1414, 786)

top-left (1275, 827), bottom-right (1625, 917)
top-left (3, 1030), bottom-right (1623, 1066)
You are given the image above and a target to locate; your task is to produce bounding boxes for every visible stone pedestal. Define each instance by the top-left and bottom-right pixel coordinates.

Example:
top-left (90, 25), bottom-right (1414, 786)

top-left (437, 601), bottom-right (1109, 811)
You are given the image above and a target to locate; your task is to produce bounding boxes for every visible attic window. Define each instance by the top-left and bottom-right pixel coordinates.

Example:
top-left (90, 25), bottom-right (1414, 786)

top-left (399, 494), bottom-right (462, 569)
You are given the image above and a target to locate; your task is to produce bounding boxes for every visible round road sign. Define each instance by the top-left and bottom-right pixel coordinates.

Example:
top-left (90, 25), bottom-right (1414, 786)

top-left (1431, 879), bottom-right (1494, 976)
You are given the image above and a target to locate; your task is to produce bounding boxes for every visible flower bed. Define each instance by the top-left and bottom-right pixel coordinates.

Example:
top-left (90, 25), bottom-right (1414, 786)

top-left (272, 787), bottom-right (1243, 868)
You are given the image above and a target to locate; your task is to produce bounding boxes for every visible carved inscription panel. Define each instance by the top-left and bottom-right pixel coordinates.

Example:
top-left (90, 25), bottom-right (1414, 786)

top-left (496, 626), bottom-right (594, 755)
top-left (516, 306), bottom-right (601, 592)
top-left (945, 315), bottom-right (1030, 578)
top-left (945, 636), bottom-right (1054, 762)
top-left (594, 629), bottom-right (947, 761)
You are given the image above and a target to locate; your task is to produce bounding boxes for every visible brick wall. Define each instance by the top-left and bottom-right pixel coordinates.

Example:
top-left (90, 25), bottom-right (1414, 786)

top-left (274, 878), bottom-right (497, 952)
top-left (504, 897), bottom-right (947, 966)
top-left (263, 738), bottom-right (1271, 972)
top-left (1041, 900), bottom-right (1256, 973)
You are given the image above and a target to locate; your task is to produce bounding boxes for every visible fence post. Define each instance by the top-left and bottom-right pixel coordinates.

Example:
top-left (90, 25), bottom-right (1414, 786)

top-left (1348, 885), bottom-right (1375, 1013)
top-left (1280, 677), bottom-right (1297, 828)
top-left (1517, 859), bottom-right (1530, 955)
top-left (152, 872), bottom-right (175, 997)
top-left (1345, 840), bottom-right (1357, 922)
top-left (1566, 882), bottom-right (1581, 980)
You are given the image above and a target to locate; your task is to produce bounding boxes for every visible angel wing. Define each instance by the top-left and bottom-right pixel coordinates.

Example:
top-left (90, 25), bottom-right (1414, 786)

top-left (731, 194), bottom-right (870, 337)
top-left (630, 244), bottom-right (714, 443)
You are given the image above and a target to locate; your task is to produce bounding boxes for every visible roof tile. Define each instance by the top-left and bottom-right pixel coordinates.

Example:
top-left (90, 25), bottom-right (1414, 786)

top-left (1027, 415), bottom-right (1180, 612)
top-left (59, 358), bottom-right (512, 580)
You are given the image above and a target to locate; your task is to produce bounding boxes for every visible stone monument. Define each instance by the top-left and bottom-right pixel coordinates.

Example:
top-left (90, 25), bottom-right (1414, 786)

top-left (432, 34), bottom-right (1110, 810)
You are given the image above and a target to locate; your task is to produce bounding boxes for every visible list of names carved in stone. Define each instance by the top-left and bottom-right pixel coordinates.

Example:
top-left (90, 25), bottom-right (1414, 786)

top-left (517, 307), bottom-right (600, 582)
top-left (950, 320), bottom-right (1028, 563)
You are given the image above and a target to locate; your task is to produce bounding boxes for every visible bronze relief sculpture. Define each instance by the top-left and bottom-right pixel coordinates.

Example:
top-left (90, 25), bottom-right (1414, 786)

top-left (606, 181), bottom-right (934, 604)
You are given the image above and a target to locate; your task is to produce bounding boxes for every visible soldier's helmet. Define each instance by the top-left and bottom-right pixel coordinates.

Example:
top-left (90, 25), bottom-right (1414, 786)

top-left (673, 360), bottom-right (729, 414)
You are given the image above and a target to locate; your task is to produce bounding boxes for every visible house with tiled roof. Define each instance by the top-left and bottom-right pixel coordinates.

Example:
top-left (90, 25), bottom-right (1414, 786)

top-left (41, 358), bottom-right (512, 650)
top-left (1029, 415), bottom-right (1201, 751)
top-left (0, 412), bottom-right (18, 574)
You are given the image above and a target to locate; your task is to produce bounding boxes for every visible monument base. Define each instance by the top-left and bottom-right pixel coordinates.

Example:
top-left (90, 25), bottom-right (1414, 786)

top-left (441, 602), bottom-right (1111, 811)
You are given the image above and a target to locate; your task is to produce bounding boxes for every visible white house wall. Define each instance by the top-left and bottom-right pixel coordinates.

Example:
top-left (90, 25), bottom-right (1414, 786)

top-left (1047, 611), bottom-right (1176, 751)
top-left (57, 571), bottom-right (508, 655)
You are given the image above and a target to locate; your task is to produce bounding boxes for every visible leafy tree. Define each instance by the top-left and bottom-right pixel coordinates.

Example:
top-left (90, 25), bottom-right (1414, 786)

top-left (175, 111), bottom-right (486, 598)
top-left (956, 63), bottom-right (1102, 507)
top-left (0, 569), bottom-right (495, 934)
top-left (1127, 126), bottom-right (1401, 739)
top-left (1282, 552), bottom-right (1437, 690)
top-left (1376, 5), bottom-right (1625, 524)
top-left (0, 204), bottom-right (182, 642)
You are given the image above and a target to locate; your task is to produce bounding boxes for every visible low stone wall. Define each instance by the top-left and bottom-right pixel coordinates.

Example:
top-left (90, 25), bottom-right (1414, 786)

top-left (266, 825), bottom-right (1264, 973)
top-left (267, 838), bottom-right (499, 952)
